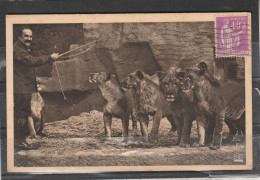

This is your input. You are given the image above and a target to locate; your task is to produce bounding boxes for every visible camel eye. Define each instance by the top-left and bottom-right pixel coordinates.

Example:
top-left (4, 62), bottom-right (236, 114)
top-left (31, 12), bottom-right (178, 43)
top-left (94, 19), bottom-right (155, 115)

top-left (163, 82), bottom-right (169, 85)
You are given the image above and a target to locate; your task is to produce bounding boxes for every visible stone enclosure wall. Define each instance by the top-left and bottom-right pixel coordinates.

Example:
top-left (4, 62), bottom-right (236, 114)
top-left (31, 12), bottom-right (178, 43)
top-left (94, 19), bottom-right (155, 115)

top-left (14, 23), bottom-right (245, 122)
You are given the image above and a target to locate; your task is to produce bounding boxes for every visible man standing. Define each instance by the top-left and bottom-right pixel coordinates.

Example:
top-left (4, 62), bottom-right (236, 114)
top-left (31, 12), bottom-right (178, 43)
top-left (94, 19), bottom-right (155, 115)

top-left (13, 27), bottom-right (59, 146)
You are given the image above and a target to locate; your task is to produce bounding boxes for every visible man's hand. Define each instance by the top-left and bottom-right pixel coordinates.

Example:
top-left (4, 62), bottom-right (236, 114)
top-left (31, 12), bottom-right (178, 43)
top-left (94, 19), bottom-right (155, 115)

top-left (50, 53), bottom-right (59, 60)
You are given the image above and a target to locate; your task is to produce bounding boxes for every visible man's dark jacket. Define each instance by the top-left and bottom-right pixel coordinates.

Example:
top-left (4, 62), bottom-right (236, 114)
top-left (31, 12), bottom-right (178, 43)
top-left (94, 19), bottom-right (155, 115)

top-left (13, 39), bottom-right (51, 93)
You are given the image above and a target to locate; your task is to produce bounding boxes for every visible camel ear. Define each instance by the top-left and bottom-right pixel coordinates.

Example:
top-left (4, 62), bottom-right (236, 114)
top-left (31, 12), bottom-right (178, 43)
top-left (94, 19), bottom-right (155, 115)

top-left (156, 71), bottom-right (165, 80)
top-left (136, 71), bottom-right (144, 80)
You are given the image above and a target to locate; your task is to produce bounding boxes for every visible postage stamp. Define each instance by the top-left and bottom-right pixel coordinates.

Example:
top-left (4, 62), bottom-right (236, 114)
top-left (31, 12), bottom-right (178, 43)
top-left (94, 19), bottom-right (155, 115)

top-left (215, 16), bottom-right (249, 57)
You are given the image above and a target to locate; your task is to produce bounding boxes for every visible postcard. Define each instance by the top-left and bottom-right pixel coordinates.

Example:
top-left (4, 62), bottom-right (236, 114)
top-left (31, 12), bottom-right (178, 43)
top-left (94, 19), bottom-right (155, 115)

top-left (6, 13), bottom-right (252, 172)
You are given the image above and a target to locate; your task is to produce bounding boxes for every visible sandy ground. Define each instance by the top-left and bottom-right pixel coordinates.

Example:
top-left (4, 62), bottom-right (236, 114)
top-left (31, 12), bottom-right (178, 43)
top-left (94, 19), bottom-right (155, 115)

top-left (14, 111), bottom-right (246, 167)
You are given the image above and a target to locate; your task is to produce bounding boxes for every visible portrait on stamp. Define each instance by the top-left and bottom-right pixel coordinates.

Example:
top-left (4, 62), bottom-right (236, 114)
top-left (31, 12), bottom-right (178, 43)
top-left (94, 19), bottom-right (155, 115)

top-left (5, 13), bottom-right (252, 172)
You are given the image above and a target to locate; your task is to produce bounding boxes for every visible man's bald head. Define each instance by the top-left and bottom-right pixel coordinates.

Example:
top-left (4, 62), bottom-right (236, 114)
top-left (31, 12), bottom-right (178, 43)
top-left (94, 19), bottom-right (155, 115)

top-left (19, 28), bottom-right (33, 47)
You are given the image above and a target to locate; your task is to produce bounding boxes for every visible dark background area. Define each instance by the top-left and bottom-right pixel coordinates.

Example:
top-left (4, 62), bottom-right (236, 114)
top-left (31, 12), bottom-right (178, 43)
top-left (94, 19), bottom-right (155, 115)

top-left (13, 24), bottom-right (84, 54)
top-left (0, 0), bottom-right (259, 179)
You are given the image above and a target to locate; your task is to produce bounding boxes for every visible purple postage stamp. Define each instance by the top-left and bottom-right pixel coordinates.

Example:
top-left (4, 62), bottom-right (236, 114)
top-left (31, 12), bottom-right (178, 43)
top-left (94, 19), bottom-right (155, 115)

top-left (216, 16), bottom-right (249, 57)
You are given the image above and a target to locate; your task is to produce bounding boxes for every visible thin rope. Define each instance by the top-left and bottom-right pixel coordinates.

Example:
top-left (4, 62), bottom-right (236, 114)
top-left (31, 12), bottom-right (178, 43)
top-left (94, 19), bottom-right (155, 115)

top-left (52, 41), bottom-right (96, 103)
top-left (58, 46), bottom-right (93, 59)
top-left (57, 41), bottom-right (97, 58)
top-left (53, 60), bottom-right (67, 100)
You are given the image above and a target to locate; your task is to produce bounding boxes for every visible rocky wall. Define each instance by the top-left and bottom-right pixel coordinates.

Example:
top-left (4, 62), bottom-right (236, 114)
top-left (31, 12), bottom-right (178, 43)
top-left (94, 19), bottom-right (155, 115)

top-left (37, 22), bottom-right (218, 92)
top-left (37, 22), bottom-right (245, 92)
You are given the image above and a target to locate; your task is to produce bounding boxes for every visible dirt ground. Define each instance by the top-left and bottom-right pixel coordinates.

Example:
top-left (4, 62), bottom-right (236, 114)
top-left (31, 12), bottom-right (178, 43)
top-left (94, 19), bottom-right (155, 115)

top-left (14, 111), bottom-right (246, 167)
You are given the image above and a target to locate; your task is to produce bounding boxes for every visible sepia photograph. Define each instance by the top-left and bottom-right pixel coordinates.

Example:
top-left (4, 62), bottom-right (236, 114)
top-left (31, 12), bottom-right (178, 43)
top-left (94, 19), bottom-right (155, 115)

top-left (6, 13), bottom-right (252, 172)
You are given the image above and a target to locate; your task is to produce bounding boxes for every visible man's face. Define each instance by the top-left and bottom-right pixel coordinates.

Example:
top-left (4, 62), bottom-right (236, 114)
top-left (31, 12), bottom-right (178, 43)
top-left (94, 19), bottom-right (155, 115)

top-left (20, 29), bottom-right (32, 47)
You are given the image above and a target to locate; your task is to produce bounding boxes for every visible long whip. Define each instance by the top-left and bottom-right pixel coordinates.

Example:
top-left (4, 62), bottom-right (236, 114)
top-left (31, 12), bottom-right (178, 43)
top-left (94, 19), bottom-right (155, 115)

top-left (53, 41), bottom-right (96, 101)
top-left (53, 59), bottom-right (67, 101)
top-left (57, 46), bottom-right (93, 60)
top-left (57, 41), bottom-right (97, 58)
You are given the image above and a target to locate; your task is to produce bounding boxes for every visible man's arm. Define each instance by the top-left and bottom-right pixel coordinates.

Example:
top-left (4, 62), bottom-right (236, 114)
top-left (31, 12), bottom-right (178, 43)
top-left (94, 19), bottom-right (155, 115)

top-left (14, 48), bottom-right (58, 67)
